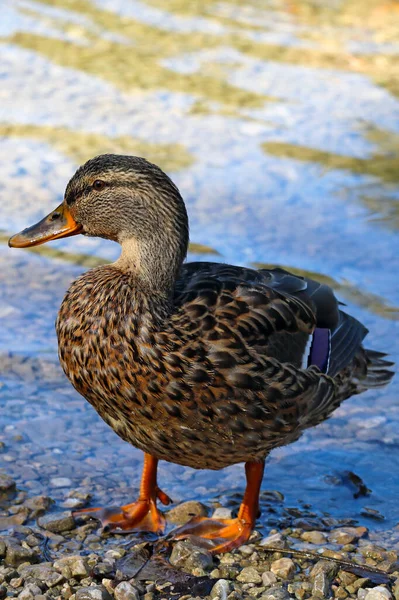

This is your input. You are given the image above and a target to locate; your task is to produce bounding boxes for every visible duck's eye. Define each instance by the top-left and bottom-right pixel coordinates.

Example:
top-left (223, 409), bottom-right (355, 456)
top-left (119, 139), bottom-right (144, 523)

top-left (93, 179), bottom-right (106, 192)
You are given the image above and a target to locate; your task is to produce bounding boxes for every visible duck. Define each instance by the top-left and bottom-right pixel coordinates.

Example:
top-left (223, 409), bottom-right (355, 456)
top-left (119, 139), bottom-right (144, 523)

top-left (8, 154), bottom-right (394, 553)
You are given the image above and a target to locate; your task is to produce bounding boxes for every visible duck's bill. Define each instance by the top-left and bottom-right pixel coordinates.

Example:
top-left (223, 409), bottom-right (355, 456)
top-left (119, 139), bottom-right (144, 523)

top-left (8, 203), bottom-right (83, 248)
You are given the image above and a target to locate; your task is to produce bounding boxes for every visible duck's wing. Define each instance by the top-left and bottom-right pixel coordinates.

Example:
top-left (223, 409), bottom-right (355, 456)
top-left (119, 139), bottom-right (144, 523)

top-left (175, 262), bottom-right (367, 376)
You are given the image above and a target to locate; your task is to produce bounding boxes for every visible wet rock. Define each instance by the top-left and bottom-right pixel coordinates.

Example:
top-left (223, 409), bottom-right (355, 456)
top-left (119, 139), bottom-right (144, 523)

top-left (53, 555), bottom-right (89, 579)
top-left (312, 571), bottom-right (330, 598)
top-left (364, 587), bottom-right (392, 600)
top-left (3, 538), bottom-right (39, 567)
top-left (211, 579), bottom-right (232, 599)
top-left (0, 474), bottom-right (16, 493)
top-left (114, 581), bottom-right (140, 600)
top-left (37, 511), bottom-right (75, 533)
top-left (310, 559), bottom-right (339, 581)
top-left (19, 564), bottom-right (65, 588)
top-left (166, 501), bottom-right (209, 524)
top-left (169, 540), bottom-right (214, 570)
top-left (237, 567), bottom-right (262, 583)
top-left (50, 477), bottom-right (72, 488)
top-left (262, 571), bottom-right (277, 587)
top-left (301, 531), bottom-right (327, 544)
top-left (76, 586), bottom-right (113, 600)
top-left (0, 587), bottom-right (6, 600)
top-left (0, 508), bottom-right (29, 529)
top-left (270, 558), bottom-right (295, 580)
top-left (24, 496), bottom-right (53, 517)
top-left (260, 586), bottom-right (291, 600)
top-left (212, 507), bottom-right (233, 519)
top-left (329, 527), bottom-right (366, 545)
top-left (259, 533), bottom-right (286, 549)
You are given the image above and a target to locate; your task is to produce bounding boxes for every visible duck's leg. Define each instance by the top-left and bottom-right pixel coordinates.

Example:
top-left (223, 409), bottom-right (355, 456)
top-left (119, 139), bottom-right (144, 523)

top-left (73, 453), bottom-right (172, 533)
top-left (171, 460), bottom-right (264, 553)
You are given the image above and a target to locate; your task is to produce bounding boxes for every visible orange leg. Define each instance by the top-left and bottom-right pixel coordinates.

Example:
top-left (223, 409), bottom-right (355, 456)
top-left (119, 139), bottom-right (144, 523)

top-left (73, 454), bottom-right (172, 533)
top-left (171, 460), bottom-right (265, 553)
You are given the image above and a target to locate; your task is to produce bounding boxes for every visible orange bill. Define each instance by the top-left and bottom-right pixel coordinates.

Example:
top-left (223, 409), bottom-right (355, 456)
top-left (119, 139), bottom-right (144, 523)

top-left (8, 203), bottom-right (83, 248)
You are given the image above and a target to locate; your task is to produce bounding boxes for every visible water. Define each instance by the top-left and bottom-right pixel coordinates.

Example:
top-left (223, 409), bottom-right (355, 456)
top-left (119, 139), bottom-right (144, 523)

top-left (0, 0), bottom-right (398, 545)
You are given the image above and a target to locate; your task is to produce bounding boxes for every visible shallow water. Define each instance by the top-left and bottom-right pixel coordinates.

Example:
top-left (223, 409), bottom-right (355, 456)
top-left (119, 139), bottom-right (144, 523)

top-left (0, 0), bottom-right (398, 547)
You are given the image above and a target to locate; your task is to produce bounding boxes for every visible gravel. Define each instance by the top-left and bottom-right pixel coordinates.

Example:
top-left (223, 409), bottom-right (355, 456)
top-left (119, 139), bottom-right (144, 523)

top-left (0, 479), bottom-right (396, 600)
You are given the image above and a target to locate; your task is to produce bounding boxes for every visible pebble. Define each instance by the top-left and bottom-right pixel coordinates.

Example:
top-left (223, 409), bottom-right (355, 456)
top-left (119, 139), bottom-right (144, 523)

top-left (260, 586), bottom-right (291, 600)
top-left (270, 558), bottom-right (295, 580)
top-left (262, 571), bottom-right (277, 587)
top-left (329, 530), bottom-right (358, 545)
top-left (166, 500), bottom-right (209, 524)
top-left (210, 579), bottom-right (232, 600)
top-left (3, 538), bottom-right (39, 567)
top-left (50, 477), bottom-right (73, 488)
top-left (76, 586), bottom-right (113, 600)
top-left (53, 556), bottom-right (89, 579)
top-left (312, 571), bottom-right (330, 598)
top-left (17, 583), bottom-right (42, 599)
top-left (169, 540), bottom-right (214, 570)
top-left (212, 507), bottom-right (233, 519)
top-left (310, 559), bottom-right (339, 581)
top-left (237, 567), bottom-right (262, 584)
top-left (114, 581), bottom-right (141, 600)
top-left (37, 511), bottom-right (76, 533)
top-left (0, 474), bottom-right (16, 493)
top-left (301, 531), bottom-right (328, 544)
top-left (18, 564), bottom-right (65, 588)
top-left (364, 587), bottom-right (392, 600)
top-left (259, 533), bottom-right (286, 549)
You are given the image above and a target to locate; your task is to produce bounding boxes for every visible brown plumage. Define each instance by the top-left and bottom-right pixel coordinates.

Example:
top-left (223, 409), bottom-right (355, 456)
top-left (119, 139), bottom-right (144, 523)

top-left (9, 154), bottom-right (394, 552)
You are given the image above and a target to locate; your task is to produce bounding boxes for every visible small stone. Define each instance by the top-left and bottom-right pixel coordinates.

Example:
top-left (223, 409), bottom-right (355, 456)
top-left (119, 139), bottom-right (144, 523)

top-left (114, 581), bottom-right (140, 600)
top-left (37, 511), bottom-right (75, 533)
top-left (335, 586), bottom-right (348, 598)
top-left (53, 556), bottom-right (88, 579)
top-left (0, 587), bottom-right (6, 600)
top-left (260, 586), bottom-right (291, 600)
top-left (50, 477), bottom-right (72, 488)
top-left (310, 560), bottom-right (339, 581)
top-left (239, 545), bottom-right (255, 556)
top-left (211, 579), bottom-right (232, 600)
top-left (329, 530), bottom-right (357, 545)
top-left (0, 474), bottom-right (16, 493)
top-left (312, 572), bottom-right (330, 598)
top-left (262, 572), bottom-right (277, 587)
top-left (237, 567), bottom-right (262, 584)
top-left (212, 507), bottom-right (233, 519)
top-left (24, 496), bottom-right (53, 517)
top-left (76, 586), bottom-right (112, 600)
top-left (10, 576), bottom-right (24, 588)
top-left (301, 531), bottom-right (327, 544)
top-left (3, 538), bottom-right (39, 567)
top-left (270, 558), bottom-right (295, 580)
top-left (166, 501), bottom-right (209, 524)
top-left (364, 587), bottom-right (392, 600)
top-left (169, 540), bottom-right (213, 570)
top-left (259, 533), bottom-right (286, 549)
top-left (19, 564), bottom-right (65, 588)
top-left (17, 583), bottom-right (42, 600)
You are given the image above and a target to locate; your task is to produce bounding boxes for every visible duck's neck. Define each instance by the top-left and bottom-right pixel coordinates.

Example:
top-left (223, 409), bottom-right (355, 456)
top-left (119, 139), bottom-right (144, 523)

top-left (115, 235), bottom-right (186, 309)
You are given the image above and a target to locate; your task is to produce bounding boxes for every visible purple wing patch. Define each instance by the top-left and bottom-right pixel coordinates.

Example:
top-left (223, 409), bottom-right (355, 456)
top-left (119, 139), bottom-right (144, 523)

top-left (308, 328), bottom-right (331, 373)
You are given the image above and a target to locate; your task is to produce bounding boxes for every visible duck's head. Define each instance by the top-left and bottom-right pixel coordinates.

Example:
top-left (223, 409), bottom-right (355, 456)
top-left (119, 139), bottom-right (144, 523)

top-left (9, 154), bottom-right (189, 291)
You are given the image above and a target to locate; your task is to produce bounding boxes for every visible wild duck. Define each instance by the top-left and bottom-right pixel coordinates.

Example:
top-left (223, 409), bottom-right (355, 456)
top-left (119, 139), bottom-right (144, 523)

top-left (9, 154), bottom-right (393, 553)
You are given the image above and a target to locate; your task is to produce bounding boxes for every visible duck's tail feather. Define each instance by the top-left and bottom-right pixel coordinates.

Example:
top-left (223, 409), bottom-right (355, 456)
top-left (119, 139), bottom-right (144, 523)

top-left (335, 347), bottom-right (394, 399)
top-left (355, 349), bottom-right (395, 390)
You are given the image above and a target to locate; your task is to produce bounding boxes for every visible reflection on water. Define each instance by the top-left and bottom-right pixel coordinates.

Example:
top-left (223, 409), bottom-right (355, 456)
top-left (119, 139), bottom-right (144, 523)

top-left (0, 0), bottom-right (398, 545)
